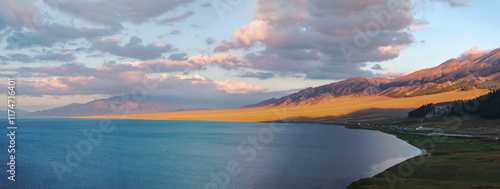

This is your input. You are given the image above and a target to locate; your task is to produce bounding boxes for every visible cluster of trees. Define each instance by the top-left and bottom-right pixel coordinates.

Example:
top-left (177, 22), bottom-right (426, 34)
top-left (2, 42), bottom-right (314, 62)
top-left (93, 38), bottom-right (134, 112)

top-left (475, 77), bottom-right (500, 91)
top-left (449, 89), bottom-right (500, 119)
top-left (408, 103), bottom-right (435, 118)
top-left (386, 80), bottom-right (478, 98)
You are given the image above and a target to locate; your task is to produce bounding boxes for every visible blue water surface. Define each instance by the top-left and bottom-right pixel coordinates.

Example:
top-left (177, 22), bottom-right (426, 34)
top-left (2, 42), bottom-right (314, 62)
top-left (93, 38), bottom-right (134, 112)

top-left (0, 118), bottom-right (419, 189)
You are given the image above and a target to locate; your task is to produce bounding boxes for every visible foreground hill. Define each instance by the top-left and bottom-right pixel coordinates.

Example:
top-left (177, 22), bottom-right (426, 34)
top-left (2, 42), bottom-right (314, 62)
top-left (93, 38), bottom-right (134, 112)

top-left (244, 48), bottom-right (500, 107)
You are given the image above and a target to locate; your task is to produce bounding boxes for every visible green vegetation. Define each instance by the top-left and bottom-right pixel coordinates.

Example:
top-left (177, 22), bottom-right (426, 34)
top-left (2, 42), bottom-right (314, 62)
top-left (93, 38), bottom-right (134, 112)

top-left (348, 134), bottom-right (500, 189)
top-left (450, 89), bottom-right (500, 119)
top-left (475, 76), bottom-right (500, 91)
top-left (408, 103), bottom-right (434, 118)
top-left (386, 80), bottom-right (479, 98)
top-left (385, 77), bottom-right (500, 98)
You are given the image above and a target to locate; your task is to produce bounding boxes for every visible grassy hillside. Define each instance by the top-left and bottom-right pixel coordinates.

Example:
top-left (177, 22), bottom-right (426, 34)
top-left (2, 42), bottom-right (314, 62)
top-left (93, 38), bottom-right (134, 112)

top-left (77, 89), bottom-right (489, 123)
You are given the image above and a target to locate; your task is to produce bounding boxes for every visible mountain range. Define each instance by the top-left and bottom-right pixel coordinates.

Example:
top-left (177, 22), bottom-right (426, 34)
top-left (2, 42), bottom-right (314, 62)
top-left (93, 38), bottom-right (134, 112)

top-left (243, 48), bottom-right (500, 107)
top-left (27, 47), bottom-right (500, 117)
top-left (27, 95), bottom-right (209, 117)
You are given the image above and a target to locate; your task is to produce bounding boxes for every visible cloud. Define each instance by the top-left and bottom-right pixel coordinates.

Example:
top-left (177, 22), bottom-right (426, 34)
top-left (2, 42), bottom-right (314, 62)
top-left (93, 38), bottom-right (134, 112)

top-left (36, 51), bottom-right (76, 62)
top-left (13, 72), bottom-right (267, 98)
top-left (190, 24), bottom-right (200, 28)
top-left (243, 47), bottom-right (376, 80)
top-left (371, 64), bottom-right (383, 70)
top-left (213, 80), bottom-right (268, 94)
top-left (1, 53), bottom-right (247, 78)
top-left (0, 0), bottom-right (38, 29)
top-left (0, 53), bottom-right (34, 63)
top-left (409, 27), bottom-right (426, 32)
top-left (169, 29), bottom-right (181, 35)
top-left (458, 46), bottom-right (493, 59)
top-left (215, 20), bottom-right (276, 51)
top-left (239, 72), bottom-right (275, 79)
top-left (168, 52), bottom-right (188, 61)
top-left (434, 0), bottom-right (471, 7)
top-left (206, 37), bottom-right (216, 45)
top-left (2, 63), bottom-right (95, 77)
top-left (46, 0), bottom-right (196, 26)
top-left (158, 30), bottom-right (181, 39)
top-left (214, 0), bottom-right (420, 79)
top-left (5, 24), bottom-right (120, 49)
top-left (378, 72), bottom-right (406, 79)
top-left (159, 11), bottom-right (194, 24)
top-left (92, 35), bottom-right (173, 60)
top-left (0, 0), bottom-right (195, 50)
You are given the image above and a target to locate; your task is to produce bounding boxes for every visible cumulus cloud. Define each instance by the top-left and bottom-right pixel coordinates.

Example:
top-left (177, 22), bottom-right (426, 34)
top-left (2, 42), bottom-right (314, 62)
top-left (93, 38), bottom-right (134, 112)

top-left (215, 20), bottom-right (276, 51)
top-left (239, 72), bottom-right (275, 79)
top-left (458, 46), bottom-right (493, 59)
top-left (92, 35), bottom-right (173, 60)
top-left (215, 0), bottom-right (421, 79)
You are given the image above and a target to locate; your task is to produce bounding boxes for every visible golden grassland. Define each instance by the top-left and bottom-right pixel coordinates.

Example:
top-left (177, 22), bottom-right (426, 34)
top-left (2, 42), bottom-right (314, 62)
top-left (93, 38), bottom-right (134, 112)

top-left (74, 89), bottom-right (490, 123)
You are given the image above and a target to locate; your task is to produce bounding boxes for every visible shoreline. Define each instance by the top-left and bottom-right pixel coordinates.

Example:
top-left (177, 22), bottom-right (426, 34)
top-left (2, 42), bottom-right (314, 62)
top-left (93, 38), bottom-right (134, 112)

top-left (65, 116), bottom-right (433, 187)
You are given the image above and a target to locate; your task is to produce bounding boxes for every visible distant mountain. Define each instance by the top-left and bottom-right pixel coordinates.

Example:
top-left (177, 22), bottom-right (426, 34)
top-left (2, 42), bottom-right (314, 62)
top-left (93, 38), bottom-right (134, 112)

top-left (241, 98), bottom-right (278, 108)
top-left (27, 95), bottom-right (209, 117)
top-left (271, 77), bottom-right (389, 106)
top-left (0, 109), bottom-right (31, 115)
top-left (244, 47), bottom-right (500, 107)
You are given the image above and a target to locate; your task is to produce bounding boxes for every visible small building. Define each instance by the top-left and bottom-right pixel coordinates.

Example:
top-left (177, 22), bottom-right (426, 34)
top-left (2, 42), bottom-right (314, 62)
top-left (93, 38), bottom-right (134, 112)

top-left (416, 126), bottom-right (433, 131)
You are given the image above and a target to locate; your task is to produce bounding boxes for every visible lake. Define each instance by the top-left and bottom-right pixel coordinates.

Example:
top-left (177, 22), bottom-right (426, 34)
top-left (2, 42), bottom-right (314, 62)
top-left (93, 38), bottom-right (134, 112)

top-left (0, 118), bottom-right (420, 188)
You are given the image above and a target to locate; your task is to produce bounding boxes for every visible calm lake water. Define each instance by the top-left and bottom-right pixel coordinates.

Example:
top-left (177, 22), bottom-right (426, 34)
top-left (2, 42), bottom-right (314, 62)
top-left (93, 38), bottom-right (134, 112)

top-left (1, 118), bottom-right (420, 189)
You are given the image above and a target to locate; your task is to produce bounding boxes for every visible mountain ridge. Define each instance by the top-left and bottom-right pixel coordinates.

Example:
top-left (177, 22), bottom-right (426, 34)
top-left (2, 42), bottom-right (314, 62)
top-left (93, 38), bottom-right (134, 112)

top-left (27, 94), bottom-right (210, 117)
top-left (244, 47), bottom-right (500, 107)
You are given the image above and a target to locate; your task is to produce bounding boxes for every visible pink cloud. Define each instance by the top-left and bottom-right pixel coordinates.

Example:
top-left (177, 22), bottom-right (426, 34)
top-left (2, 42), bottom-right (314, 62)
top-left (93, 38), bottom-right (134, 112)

top-left (459, 46), bottom-right (493, 59)
top-left (213, 80), bottom-right (268, 94)
top-left (409, 27), bottom-right (425, 32)
top-left (95, 53), bottom-right (247, 73)
top-left (214, 0), bottom-right (419, 79)
top-left (215, 20), bottom-right (276, 52)
top-left (16, 70), bottom-right (269, 96)
top-left (377, 45), bottom-right (408, 58)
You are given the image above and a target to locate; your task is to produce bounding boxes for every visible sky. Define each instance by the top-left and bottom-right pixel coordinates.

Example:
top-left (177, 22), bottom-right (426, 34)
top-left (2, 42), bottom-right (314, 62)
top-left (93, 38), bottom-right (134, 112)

top-left (0, 0), bottom-right (498, 111)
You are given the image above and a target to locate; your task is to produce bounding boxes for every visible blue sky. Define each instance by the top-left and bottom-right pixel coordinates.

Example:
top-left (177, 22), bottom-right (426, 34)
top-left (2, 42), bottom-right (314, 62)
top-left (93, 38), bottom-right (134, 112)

top-left (0, 0), bottom-right (497, 111)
